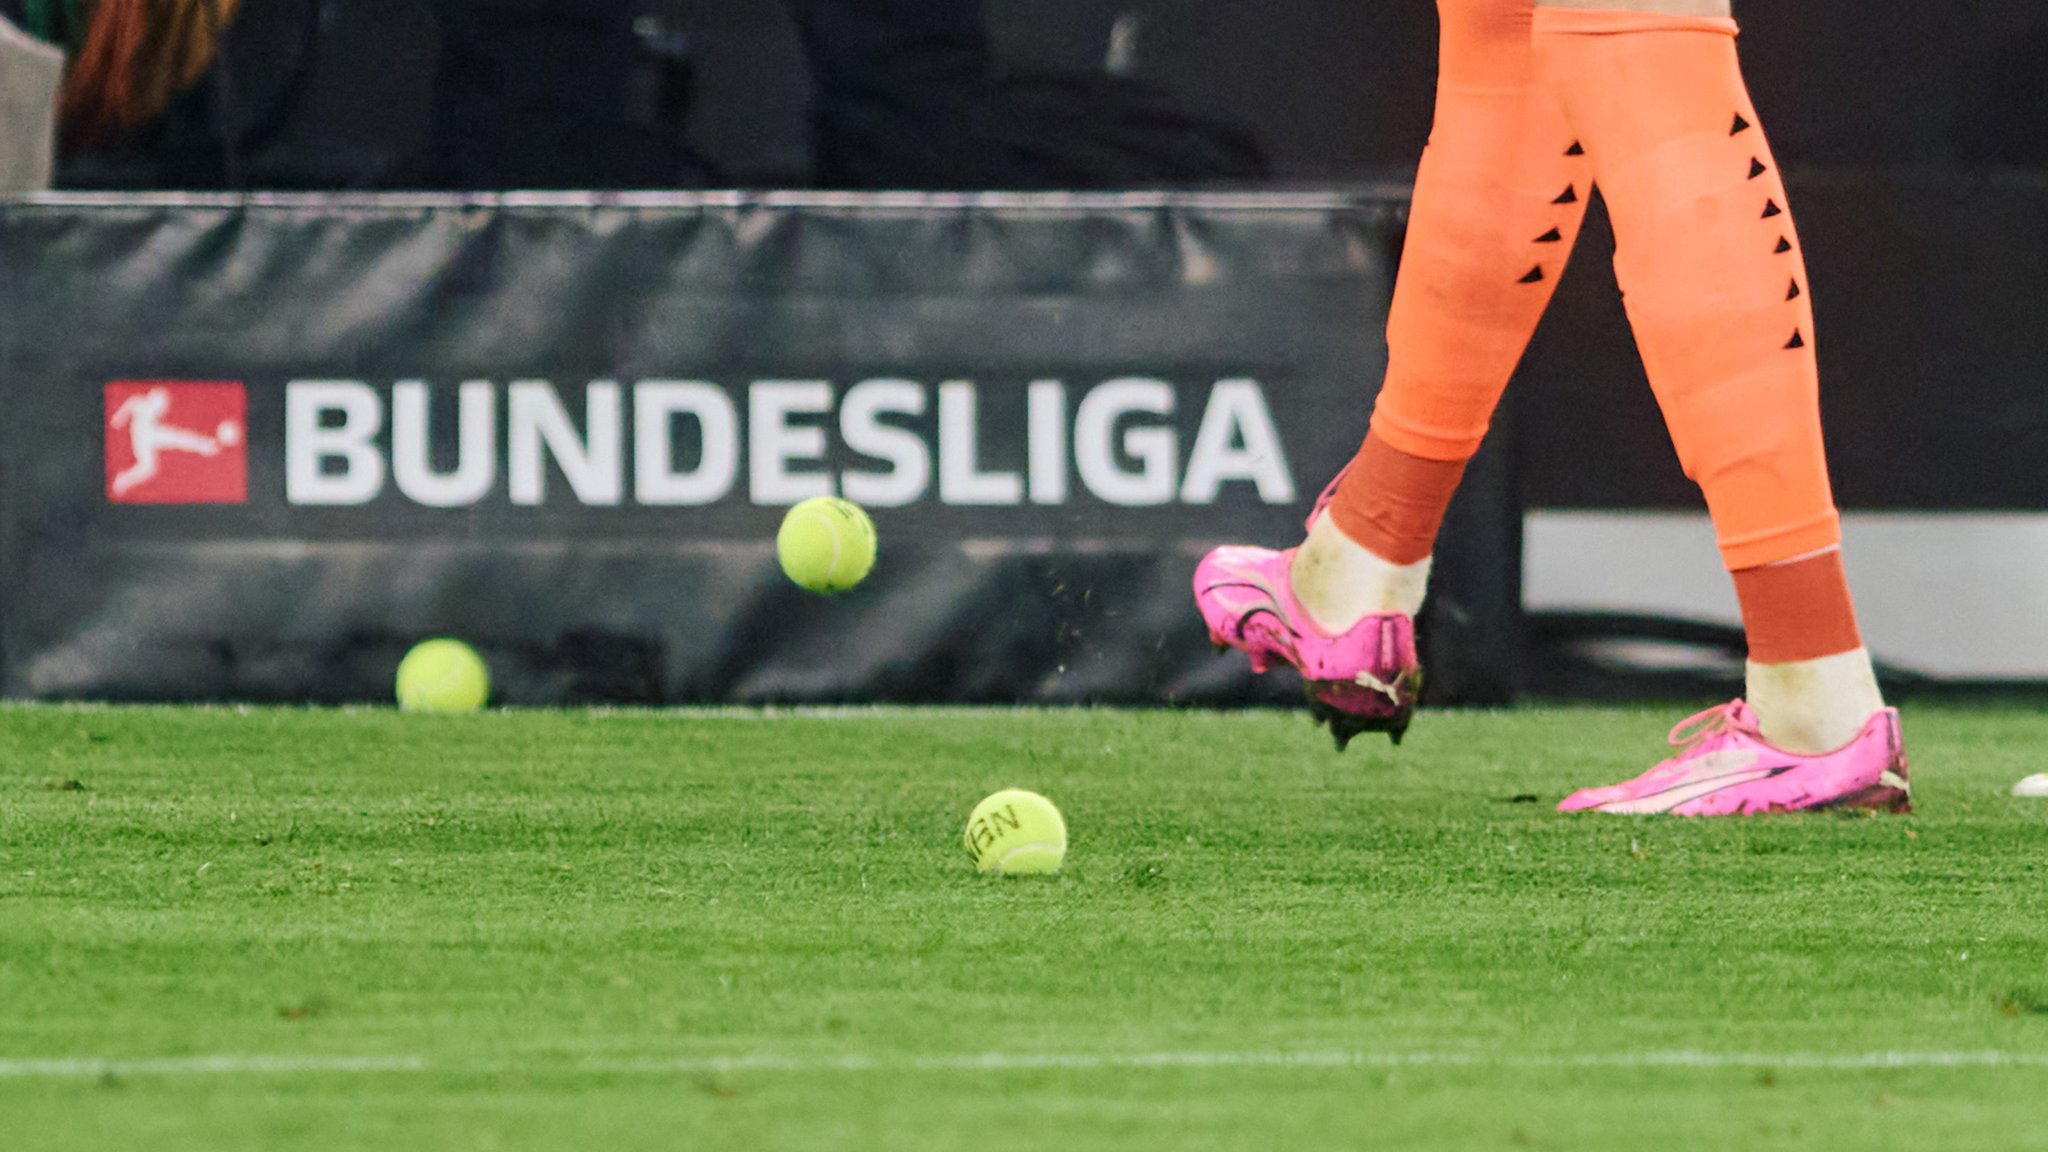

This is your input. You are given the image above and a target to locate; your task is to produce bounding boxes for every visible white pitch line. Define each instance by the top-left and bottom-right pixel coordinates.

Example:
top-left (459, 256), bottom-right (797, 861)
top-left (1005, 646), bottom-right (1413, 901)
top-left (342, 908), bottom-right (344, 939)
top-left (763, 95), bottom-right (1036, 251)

top-left (4, 1049), bottom-right (2048, 1081)
top-left (0, 1055), bottom-right (427, 1079)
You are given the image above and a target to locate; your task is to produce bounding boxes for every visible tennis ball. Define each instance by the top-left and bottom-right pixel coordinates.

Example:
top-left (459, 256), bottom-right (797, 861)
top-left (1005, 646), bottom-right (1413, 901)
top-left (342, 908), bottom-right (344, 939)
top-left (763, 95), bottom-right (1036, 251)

top-left (395, 638), bottom-right (491, 713)
top-left (965, 789), bottom-right (1067, 876)
top-left (776, 496), bottom-right (876, 594)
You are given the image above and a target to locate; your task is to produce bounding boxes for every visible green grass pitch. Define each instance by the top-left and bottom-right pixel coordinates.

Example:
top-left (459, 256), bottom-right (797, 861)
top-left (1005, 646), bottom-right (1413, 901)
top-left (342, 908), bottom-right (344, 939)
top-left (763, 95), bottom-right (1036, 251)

top-left (4, 702), bottom-right (2048, 1150)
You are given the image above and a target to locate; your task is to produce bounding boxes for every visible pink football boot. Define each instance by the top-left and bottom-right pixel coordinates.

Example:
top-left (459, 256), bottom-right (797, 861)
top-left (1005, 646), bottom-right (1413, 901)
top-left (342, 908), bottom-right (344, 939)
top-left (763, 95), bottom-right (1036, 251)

top-left (1194, 544), bottom-right (1422, 749)
top-left (1558, 700), bottom-right (1912, 816)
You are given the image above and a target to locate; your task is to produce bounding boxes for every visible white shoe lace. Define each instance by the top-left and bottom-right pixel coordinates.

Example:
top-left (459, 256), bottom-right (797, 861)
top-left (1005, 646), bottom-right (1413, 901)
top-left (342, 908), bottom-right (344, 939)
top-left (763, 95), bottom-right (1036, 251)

top-left (1666, 700), bottom-right (1751, 751)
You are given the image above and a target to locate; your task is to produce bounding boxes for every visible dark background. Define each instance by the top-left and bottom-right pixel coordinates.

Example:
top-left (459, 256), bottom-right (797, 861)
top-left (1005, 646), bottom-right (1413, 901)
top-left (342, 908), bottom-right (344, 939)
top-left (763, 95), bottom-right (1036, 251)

top-left (677, 0), bottom-right (2048, 183)
top-left (1, 196), bottom-right (1540, 706)
top-left (663, 0), bottom-right (2047, 512)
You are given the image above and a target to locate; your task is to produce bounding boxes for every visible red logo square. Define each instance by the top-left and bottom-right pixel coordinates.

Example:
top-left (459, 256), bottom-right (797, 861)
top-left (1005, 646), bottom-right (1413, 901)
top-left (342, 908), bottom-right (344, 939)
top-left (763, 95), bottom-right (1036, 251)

top-left (104, 381), bottom-right (248, 505)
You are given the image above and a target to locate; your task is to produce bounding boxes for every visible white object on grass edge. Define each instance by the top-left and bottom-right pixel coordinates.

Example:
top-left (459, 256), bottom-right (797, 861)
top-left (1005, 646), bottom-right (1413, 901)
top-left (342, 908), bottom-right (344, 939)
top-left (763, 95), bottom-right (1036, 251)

top-left (2013, 774), bottom-right (2048, 798)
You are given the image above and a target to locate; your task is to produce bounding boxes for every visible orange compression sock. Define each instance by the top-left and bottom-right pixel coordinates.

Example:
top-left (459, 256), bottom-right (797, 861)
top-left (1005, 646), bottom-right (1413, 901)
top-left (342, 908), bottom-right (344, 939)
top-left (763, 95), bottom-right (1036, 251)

top-left (1325, 0), bottom-right (1591, 561)
top-left (1327, 432), bottom-right (1467, 567)
top-left (1732, 550), bottom-right (1864, 664)
top-left (1535, 9), bottom-right (1843, 572)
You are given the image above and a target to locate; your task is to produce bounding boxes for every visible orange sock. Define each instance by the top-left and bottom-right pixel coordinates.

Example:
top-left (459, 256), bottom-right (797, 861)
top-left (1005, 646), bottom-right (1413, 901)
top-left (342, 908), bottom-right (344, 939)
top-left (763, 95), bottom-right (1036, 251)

top-left (1534, 10), bottom-right (1841, 572)
top-left (1327, 0), bottom-right (1589, 561)
top-left (1733, 550), bottom-right (1863, 663)
top-left (1328, 432), bottom-right (1466, 566)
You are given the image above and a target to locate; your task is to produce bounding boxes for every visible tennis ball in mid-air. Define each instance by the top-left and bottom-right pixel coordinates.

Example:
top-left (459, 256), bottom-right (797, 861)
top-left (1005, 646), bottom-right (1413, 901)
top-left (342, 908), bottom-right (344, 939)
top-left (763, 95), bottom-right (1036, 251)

top-left (776, 496), bottom-right (876, 594)
top-left (395, 638), bottom-right (491, 713)
top-left (965, 789), bottom-right (1067, 876)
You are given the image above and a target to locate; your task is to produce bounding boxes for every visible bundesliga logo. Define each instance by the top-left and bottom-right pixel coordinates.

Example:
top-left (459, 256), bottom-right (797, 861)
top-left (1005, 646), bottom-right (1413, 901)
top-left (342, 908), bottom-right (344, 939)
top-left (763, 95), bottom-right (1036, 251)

top-left (103, 381), bottom-right (249, 505)
top-left (96, 377), bottom-right (1298, 509)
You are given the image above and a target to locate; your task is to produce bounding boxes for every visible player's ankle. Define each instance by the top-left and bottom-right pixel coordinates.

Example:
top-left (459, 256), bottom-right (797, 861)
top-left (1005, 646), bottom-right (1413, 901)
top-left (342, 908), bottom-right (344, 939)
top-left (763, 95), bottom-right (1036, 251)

top-left (1746, 648), bottom-right (1886, 755)
top-left (1290, 515), bottom-right (1430, 633)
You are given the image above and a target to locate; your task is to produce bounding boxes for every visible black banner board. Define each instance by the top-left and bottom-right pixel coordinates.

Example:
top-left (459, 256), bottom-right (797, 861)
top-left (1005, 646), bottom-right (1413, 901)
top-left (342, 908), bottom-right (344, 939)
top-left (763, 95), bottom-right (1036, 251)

top-left (0, 192), bottom-right (1518, 706)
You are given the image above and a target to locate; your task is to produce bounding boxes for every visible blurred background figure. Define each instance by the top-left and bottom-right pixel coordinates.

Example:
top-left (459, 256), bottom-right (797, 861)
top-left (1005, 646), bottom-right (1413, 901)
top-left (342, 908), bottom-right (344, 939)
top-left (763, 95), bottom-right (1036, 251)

top-left (10, 2), bottom-right (2046, 193)
top-left (41, 0), bottom-right (711, 189)
top-left (3, 0), bottom-right (242, 186)
top-left (25, 0), bottom-right (1264, 191)
top-left (0, 10), bottom-right (63, 189)
top-left (53, 0), bottom-right (236, 150)
top-left (2, 0), bottom-right (234, 176)
top-left (783, 0), bottom-right (1265, 188)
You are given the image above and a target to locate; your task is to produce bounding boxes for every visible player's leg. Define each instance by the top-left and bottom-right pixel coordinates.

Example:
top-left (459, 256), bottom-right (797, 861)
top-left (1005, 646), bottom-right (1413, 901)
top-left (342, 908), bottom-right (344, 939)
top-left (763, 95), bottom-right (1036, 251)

top-left (1299, 0), bottom-right (1591, 629)
top-left (1197, 0), bottom-right (1590, 747)
top-left (1532, 7), bottom-right (1907, 814)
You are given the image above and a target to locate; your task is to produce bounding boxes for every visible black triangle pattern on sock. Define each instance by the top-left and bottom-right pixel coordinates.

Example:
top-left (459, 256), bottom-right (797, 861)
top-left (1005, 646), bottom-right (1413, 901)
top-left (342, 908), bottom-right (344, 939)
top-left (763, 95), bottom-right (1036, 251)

top-left (1552, 185), bottom-right (1578, 205)
top-left (1762, 200), bottom-right (1783, 219)
top-left (1775, 237), bottom-right (1793, 254)
top-left (1566, 141), bottom-right (1585, 156)
top-left (1749, 158), bottom-right (1767, 179)
top-left (1535, 228), bottom-right (1564, 243)
top-left (1786, 329), bottom-right (1805, 350)
top-left (1519, 266), bottom-right (1546, 284)
top-left (1732, 113), bottom-right (1752, 135)
top-left (1787, 280), bottom-right (1802, 301)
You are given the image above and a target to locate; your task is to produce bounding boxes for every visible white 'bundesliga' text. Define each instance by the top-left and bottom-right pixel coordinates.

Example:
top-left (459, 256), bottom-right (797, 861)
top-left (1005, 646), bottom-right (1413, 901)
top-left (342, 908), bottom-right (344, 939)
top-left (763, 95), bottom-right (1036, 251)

top-left (284, 378), bottom-right (1296, 508)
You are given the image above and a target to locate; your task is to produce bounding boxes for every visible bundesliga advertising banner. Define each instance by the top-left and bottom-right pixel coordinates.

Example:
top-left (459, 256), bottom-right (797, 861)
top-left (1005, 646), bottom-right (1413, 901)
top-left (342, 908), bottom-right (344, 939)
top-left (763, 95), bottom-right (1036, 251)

top-left (0, 193), bottom-right (1517, 705)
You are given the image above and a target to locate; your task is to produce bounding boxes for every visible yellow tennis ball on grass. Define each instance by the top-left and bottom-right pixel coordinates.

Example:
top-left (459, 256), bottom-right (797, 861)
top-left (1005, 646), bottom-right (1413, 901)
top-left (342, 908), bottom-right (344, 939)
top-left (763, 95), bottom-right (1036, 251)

top-left (965, 789), bottom-right (1068, 876)
top-left (395, 638), bottom-right (491, 713)
top-left (776, 496), bottom-right (876, 594)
